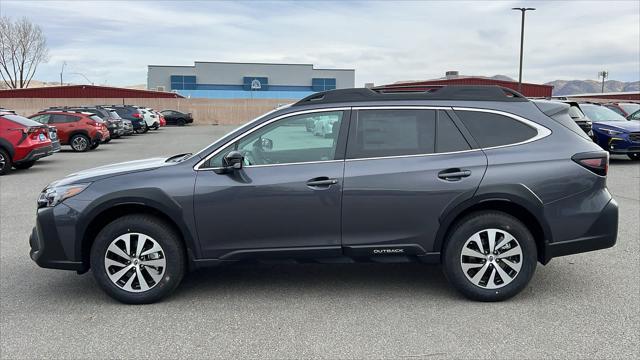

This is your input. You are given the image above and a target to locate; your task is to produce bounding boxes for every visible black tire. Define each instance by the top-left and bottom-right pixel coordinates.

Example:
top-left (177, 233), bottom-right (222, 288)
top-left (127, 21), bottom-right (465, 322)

top-left (103, 138), bottom-right (111, 144)
top-left (0, 148), bottom-right (12, 176)
top-left (13, 160), bottom-right (36, 170)
top-left (90, 141), bottom-right (100, 150)
top-left (177, 118), bottom-right (186, 126)
top-left (90, 214), bottom-right (186, 304)
top-left (142, 124), bottom-right (149, 133)
top-left (628, 153), bottom-right (640, 161)
top-left (442, 211), bottom-right (537, 302)
top-left (70, 134), bottom-right (90, 152)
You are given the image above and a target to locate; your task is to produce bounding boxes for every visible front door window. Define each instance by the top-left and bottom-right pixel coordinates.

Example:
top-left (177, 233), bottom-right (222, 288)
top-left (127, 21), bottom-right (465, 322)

top-left (207, 111), bottom-right (344, 167)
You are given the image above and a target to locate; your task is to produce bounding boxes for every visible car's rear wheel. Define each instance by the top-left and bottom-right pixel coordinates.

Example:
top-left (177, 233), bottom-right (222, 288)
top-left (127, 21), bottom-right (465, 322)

top-left (13, 160), bottom-right (36, 170)
top-left (90, 214), bottom-right (185, 304)
top-left (70, 134), bottom-right (90, 152)
top-left (628, 153), bottom-right (640, 161)
top-left (0, 148), bottom-right (12, 175)
top-left (443, 211), bottom-right (537, 302)
top-left (177, 118), bottom-right (186, 126)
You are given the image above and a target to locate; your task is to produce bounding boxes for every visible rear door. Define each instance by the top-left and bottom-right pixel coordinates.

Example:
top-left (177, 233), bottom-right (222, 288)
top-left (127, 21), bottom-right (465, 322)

top-left (49, 114), bottom-right (79, 144)
top-left (341, 107), bottom-right (487, 256)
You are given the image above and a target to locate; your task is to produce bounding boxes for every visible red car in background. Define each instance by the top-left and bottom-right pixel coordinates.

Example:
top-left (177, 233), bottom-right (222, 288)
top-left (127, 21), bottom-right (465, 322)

top-left (156, 111), bottom-right (166, 127)
top-left (29, 110), bottom-right (109, 152)
top-left (0, 111), bottom-right (54, 175)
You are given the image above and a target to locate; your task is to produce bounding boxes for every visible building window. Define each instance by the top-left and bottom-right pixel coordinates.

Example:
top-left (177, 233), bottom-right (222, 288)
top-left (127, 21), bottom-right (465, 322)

top-left (243, 77), bottom-right (269, 91)
top-left (312, 78), bottom-right (337, 91)
top-left (170, 75), bottom-right (196, 90)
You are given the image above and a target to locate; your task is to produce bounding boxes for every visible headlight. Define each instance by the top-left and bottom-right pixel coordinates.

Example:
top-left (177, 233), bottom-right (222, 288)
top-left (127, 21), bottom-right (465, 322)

top-left (600, 128), bottom-right (623, 135)
top-left (37, 183), bottom-right (90, 208)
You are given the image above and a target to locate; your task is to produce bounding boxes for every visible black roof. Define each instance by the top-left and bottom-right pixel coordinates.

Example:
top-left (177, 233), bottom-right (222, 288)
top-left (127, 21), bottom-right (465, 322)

top-left (292, 85), bottom-right (528, 107)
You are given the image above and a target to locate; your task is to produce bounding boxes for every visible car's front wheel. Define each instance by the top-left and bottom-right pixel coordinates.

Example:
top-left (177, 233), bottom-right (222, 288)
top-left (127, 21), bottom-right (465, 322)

top-left (628, 153), bottom-right (640, 161)
top-left (443, 211), bottom-right (537, 302)
top-left (90, 214), bottom-right (186, 304)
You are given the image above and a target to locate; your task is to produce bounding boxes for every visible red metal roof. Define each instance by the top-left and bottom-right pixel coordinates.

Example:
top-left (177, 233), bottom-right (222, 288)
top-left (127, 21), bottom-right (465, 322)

top-left (0, 85), bottom-right (184, 98)
top-left (378, 77), bottom-right (553, 98)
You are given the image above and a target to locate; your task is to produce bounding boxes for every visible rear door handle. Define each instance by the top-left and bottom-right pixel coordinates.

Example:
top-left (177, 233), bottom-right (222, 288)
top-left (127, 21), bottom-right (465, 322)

top-left (438, 169), bottom-right (471, 181)
top-left (306, 177), bottom-right (338, 187)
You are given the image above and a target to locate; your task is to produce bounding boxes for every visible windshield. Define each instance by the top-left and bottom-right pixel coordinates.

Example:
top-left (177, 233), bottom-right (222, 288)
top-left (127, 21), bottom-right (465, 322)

top-left (619, 103), bottom-right (640, 114)
top-left (580, 104), bottom-right (627, 122)
top-left (90, 115), bottom-right (105, 123)
top-left (108, 111), bottom-right (122, 119)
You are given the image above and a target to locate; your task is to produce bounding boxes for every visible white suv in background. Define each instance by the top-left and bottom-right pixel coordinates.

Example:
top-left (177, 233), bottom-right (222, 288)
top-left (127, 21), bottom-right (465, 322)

top-left (138, 108), bottom-right (159, 130)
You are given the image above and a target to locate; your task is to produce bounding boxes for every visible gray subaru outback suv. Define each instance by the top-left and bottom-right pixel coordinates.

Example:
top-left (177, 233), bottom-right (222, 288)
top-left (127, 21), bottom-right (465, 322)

top-left (30, 86), bottom-right (618, 304)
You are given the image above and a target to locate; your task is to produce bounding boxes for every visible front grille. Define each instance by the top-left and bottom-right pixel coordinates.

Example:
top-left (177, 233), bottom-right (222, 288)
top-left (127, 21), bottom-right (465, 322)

top-left (629, 132), bottom-right (640, 142)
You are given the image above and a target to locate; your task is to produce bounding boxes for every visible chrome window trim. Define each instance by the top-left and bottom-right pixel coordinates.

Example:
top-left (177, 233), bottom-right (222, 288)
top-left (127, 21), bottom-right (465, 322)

top-left (194, 107), bottom-right (349, 170)
top-left (452, 107), bottom-right (552, 151)
top-left (195, 105), bottom-right (552, 170)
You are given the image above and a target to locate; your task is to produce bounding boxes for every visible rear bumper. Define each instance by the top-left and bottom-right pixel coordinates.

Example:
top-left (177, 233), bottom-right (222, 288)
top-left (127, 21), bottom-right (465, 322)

top-left (15, 144), bottom-right (53, 164)
top-left (51, 140), bottom-right (61, 153)
top-left (543, 198), bottom-right (618, 263)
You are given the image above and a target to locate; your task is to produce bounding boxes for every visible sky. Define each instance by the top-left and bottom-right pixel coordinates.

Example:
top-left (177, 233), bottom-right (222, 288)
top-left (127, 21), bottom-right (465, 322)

top-left (1, 0), bottom-right (638, 87)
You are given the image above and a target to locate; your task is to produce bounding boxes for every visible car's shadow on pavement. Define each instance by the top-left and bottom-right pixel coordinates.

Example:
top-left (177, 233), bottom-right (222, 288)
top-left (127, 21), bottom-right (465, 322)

top-left (175, 263), bottom-right (455, 301)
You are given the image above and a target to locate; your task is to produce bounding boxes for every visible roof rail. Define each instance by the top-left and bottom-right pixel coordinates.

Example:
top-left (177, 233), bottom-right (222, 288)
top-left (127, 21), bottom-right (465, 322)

top-left (292, 85), bottom-right (528, 107)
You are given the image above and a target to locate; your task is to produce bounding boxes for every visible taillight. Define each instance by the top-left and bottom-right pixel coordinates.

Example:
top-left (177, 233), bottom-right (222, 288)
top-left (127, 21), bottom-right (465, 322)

top-left (132, 113), bottom-right (142, 118)
top-left (572, 152), bottom-right (608, 176)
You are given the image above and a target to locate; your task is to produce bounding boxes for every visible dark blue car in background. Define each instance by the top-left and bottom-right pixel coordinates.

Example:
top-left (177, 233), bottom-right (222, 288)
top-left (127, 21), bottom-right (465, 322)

top-left (579, 103), bottom-right (640, 161)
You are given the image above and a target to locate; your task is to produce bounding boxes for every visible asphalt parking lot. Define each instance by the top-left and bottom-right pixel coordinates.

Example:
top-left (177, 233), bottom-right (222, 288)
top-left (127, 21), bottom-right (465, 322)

top-left (1, 125), bottom-right (638, 359)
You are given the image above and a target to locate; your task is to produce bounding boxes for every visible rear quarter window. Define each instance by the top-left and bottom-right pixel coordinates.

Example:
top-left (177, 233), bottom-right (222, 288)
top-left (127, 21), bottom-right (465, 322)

top-left (455, 110), bottom-right (538, 148)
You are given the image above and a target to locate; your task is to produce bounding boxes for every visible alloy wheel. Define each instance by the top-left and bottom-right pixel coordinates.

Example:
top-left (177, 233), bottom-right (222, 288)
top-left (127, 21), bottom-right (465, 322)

top-left (72, 136), bottom-right (88, 151)
top-left (460, 228), bottom-right (523, 289)
top-left (104, 233), bottom-right (166, 293)
top-left (0, 153), bottom-right (5, 170)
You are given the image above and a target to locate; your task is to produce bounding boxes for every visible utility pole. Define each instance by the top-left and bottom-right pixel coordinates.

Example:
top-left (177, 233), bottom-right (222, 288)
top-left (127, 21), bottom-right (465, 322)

top-left (598, 71), bottom-right (608, 93)
top-left (60, 62), bottom-right (66, 85)
top-left (512, 7), bottom-right (536, 92)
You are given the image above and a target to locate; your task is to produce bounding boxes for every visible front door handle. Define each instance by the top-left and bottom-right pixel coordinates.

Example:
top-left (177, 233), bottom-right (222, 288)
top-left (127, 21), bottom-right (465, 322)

top-left (306, 177), bottom-right (338, 187)
top-left (438, 169), bottom-right (471, 181)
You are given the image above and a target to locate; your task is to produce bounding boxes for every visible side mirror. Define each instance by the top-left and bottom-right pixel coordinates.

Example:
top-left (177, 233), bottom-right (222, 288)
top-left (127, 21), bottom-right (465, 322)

top-left (223, 151), bottom-right (244, 170)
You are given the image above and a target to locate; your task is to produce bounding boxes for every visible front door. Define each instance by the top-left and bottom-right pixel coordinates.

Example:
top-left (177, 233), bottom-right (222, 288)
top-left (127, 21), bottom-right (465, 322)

top-left (194, 110), bottom-right (349, 259)
top-left (341, 108), bottom-right (487, 256)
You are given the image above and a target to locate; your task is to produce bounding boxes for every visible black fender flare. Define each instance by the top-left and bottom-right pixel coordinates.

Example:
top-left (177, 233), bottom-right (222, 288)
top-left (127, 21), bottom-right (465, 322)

top-left (0, 138), bottom-right (15, 158)
top-left (433, 184), bottom-right (552, 253)
top-left (75, 188), bottom-right (200, 262)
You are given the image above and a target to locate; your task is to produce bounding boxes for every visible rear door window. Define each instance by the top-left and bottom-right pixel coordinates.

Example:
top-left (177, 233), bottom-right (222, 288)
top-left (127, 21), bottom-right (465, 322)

top-left (51, 114), bottom-right (79, 123)
top-left (455, 110), bottom-right (538, 148)
top-left (347, 109), bottom-right (435, 159)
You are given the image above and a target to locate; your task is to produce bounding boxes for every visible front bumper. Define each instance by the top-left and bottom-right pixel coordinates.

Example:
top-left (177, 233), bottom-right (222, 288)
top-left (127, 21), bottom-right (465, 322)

top-left (29, 205), bottom-right (85, 272)
top-left (544, 198), bottom-right (618, 262)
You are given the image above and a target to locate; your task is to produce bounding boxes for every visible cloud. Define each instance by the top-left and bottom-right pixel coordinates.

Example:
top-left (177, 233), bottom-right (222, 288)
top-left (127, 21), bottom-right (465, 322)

top-left (1, 0), bottom-right (638, 86)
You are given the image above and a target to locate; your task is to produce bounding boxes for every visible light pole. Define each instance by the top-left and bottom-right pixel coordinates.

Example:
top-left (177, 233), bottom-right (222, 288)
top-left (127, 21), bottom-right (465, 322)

top-left (598, 71), bottom-right (608, 93)
top-left (60, 61), bottom-right (66, 85)
top-left (512, 7), bottom-right (535, 92)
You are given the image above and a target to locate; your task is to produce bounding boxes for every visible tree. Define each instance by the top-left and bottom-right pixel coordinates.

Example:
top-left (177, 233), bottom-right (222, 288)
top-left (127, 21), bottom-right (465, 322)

top-left (0, 17), bottom-right (49, 89)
